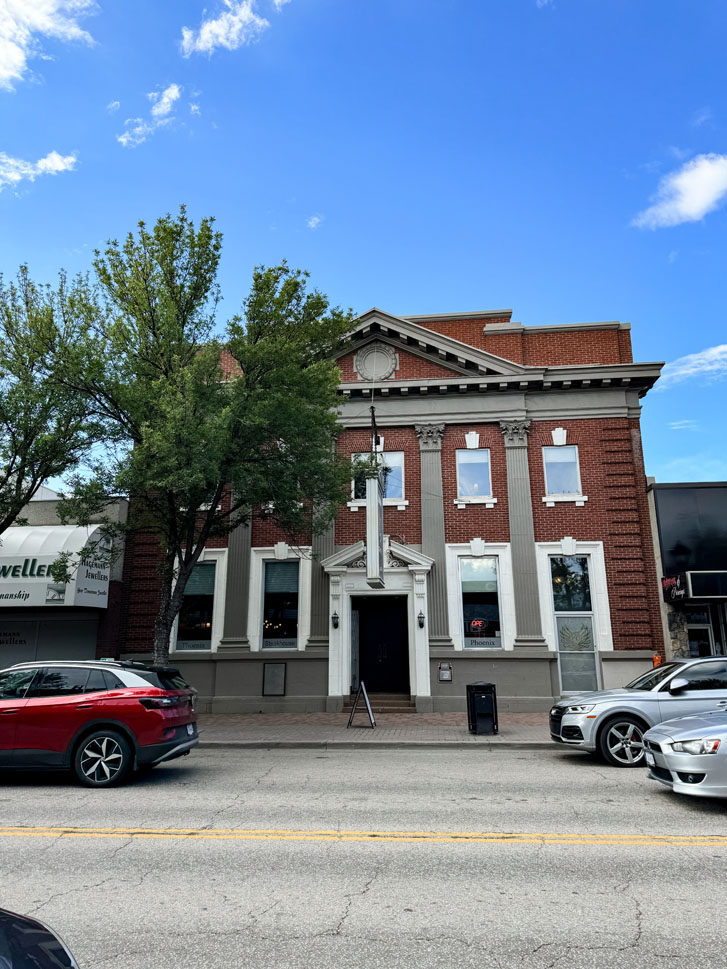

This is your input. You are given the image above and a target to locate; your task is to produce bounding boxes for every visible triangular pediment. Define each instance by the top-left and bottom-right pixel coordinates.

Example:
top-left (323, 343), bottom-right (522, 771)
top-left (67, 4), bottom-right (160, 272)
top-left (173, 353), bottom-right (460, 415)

top-left (322, 538), bottom-right (434, 573)
top-left (339, 308), bottom-right (530, 379)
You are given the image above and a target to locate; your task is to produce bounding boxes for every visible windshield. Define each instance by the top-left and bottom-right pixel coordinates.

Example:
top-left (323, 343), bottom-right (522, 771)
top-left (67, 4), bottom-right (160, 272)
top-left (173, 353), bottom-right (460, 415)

top-left (624, 662), bottom-right (680, 691)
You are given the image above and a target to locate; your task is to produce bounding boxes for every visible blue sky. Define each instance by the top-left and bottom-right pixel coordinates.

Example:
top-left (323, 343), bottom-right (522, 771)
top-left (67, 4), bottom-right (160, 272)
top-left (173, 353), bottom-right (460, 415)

top-left (1, 0), bottom-right (726, 482)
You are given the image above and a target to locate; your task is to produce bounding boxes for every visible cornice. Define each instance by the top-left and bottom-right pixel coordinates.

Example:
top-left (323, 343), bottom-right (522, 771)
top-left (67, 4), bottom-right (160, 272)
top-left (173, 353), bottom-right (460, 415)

top-left (338, 359), bottom-right (662, 402)
top-left (402, 309), bottom-right (513, 323)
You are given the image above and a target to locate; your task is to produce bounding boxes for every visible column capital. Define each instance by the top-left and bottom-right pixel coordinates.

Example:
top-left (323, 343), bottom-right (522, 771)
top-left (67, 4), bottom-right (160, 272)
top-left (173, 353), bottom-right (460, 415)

top-left (415, 423), bottom-right (445, 451)
top-left (499, 419), bottom-right (531, 448)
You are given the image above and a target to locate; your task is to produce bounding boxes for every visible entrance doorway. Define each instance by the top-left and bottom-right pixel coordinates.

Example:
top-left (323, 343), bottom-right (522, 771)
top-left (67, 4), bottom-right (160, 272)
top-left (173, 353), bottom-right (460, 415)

top-left (351, 596), bottom-right (409, 694)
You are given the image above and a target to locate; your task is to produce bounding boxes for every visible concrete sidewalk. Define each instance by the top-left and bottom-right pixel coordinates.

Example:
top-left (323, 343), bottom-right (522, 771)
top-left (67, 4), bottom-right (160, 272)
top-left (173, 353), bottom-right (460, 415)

top-left (196, 711), bottom-right (552, 749)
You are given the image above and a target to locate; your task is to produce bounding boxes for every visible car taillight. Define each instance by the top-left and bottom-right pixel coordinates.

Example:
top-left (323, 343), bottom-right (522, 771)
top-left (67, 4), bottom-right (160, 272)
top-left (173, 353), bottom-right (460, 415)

top-left (139, 696), bottom-right (183, 709)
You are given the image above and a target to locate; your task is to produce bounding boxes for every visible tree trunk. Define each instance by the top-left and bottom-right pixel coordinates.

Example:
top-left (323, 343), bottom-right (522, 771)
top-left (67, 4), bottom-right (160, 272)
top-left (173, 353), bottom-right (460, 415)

top-left (152, 559), bottom-right (195, 666)
top-left (152, 569), bottom-right (175, 666)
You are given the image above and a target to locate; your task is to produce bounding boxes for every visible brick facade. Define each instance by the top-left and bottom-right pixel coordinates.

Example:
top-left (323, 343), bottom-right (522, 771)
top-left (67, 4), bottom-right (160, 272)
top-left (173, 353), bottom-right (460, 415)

top-left (335, 427), bottom-right (422, 547)
top-left (117, 306), bottom-right (664, 706)
top-left (441, 424), bottom-right (510, 545)
top-left (528, 418), bottom-right (662, 654)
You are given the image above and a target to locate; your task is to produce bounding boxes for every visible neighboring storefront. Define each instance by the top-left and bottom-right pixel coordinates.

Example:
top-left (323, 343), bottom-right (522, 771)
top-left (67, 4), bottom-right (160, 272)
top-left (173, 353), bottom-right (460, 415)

top-left (0, 498), bottom-right (127, 668)
top-left (121, 307), bottom-right (664, 712)
top-left (651, 482), bottom-right (727, 659)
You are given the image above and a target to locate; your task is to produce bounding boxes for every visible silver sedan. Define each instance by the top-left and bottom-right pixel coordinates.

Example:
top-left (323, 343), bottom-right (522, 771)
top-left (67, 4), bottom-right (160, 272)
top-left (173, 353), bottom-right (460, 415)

top-left (645, 712), bottom-right (727, 798)
top-left (550, 657), bottom-right (727, 767)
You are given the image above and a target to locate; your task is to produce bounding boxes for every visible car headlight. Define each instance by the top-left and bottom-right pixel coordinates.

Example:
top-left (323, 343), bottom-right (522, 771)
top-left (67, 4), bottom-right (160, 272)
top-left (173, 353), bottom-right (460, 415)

top-left (671, 738), bottom-right (721, 755)
top-left (565, 704), bottom-right (595, 714)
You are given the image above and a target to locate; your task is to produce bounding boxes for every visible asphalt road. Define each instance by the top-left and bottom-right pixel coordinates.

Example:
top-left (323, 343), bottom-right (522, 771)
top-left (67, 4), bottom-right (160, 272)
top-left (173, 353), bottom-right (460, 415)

top-left (1, 747), bottom-right (726, 969)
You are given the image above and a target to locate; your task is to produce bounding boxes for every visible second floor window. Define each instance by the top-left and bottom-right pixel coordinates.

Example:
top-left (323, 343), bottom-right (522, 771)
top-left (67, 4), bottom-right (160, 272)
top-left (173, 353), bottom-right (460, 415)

top-left (352, 451), bottom-right (404, 500)
top-left (456, 449), bottom-right (492, 499)
top-left (543, 445), bottom-right (581, 496)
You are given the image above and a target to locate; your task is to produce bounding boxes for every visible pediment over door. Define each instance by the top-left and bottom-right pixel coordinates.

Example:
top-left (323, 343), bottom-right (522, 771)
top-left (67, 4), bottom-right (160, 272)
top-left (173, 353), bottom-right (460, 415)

top-left (322, 539), bottom-right (434, 573)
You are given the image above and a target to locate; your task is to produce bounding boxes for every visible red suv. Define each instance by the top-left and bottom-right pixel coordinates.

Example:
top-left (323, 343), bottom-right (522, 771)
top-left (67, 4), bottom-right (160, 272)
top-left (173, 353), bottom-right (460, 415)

top-left (0, 661), bottom-right (198, 787)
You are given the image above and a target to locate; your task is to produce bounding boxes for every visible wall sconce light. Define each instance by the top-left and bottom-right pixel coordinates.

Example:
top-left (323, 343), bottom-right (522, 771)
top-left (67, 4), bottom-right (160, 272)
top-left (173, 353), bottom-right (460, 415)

top-left (331, 611), bottom-right (339, 629)
top-left (418, 611), bottom-right (425, 629)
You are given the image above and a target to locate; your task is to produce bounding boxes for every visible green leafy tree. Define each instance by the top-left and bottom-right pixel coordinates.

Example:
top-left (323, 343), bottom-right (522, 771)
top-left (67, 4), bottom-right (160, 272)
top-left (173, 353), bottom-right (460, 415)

top-left (59, 208), bottom-right (353, 664)
top-left (0, 267), bottom-right (98, 537)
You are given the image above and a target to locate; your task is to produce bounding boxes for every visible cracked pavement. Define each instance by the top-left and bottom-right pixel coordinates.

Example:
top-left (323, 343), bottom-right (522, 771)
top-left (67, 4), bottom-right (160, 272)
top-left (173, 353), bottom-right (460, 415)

top-left (1, 747), bottom-right (726, 969)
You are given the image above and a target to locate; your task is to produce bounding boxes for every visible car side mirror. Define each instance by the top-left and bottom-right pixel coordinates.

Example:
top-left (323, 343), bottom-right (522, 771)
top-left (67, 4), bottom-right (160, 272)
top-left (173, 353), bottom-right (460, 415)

top-left (669, 677), bottom-right (689, 695)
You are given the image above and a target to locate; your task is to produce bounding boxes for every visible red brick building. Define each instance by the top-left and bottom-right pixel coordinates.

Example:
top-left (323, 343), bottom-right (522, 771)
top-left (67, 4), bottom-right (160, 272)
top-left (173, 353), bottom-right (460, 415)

top-left (119, 308), bottom-right (664, 713)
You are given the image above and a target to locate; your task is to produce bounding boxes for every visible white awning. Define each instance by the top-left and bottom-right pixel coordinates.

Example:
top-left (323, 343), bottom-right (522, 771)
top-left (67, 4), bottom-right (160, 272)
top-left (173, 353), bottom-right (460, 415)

top-left (0, 525), bottom-right (110, 609)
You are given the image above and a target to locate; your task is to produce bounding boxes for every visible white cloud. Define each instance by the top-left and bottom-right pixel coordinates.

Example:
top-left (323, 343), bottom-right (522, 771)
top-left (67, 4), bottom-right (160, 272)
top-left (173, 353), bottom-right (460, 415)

top-left (189, 102), bottom-right (200, 115)
top-left (668, 420), bottom-right (698, 431)
top-left (106, 99), bottom-right (120, 112)
top-left (149, 82), bottom-right (182, 119)
top-left (273, 0), bottom-right (292, 8)
top-left (667, 145), bottom-right (690, 161)
top-left (117, 119), bottom-right (155, 149)
top-left (0, 149), bottom-right (77, 190)
top-left (632, 153), bottom-right (727, 229)
top-left (181, 1), bottom-right (269, 57)
top-left (0, 0), bottom-right (96, 91)
top-left (535, 0), bottom-right (553, 6)
top-left (692, 107), bottom-right (712, 127)
top-left (657, 344), bottom-right (727, 389)
top-left (118, 83), bottom-right (187, 148)
top-left (306, 214), bottom-right (323, 230)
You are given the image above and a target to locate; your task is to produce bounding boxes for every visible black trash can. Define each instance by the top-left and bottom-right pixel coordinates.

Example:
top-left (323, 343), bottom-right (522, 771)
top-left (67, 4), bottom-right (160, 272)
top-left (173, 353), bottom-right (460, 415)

top-left (466, 682), bottom-right (498, 735)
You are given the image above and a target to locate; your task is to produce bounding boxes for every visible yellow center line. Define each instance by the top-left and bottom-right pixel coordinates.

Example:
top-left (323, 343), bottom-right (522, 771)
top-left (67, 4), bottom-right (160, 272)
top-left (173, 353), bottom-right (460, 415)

top-left (0, 825), bottom-right (725, 847)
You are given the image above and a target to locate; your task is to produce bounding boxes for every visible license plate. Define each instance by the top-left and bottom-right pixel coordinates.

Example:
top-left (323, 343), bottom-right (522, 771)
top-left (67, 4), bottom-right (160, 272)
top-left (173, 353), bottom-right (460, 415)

top-left (186, 723), bottom-right (195, 737)
top-left (645, 751), bottom-right (655, 766)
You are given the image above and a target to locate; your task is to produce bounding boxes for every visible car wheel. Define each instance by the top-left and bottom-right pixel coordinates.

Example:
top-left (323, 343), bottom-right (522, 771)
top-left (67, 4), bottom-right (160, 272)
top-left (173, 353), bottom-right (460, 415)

top-left (73, 730), bottom-right (132, 787)
top-left (598, 717), bottom-right (647, 768)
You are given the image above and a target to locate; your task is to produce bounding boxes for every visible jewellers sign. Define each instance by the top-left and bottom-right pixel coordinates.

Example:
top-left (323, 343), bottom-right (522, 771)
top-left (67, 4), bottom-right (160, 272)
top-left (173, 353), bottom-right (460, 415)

top-left (0, 526), bottom-right (110, 609)
top-left (661, 574), bottom-right (688, 604)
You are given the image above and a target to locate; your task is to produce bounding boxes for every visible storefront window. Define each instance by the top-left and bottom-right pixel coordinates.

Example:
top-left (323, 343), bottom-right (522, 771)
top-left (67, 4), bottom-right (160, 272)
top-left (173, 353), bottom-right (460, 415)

top-left (550, 555), bottom-right (598, 692)
top-left (263, 561), bottom-right (299, 648)
top-left (456, 449), bottom-right (492, 499)
top-left (550, 556), bottom-right (592, 611)
top-left (176, 562), bottom-right (216, 651)
top-left (460, 557), bottom-right (501, 648)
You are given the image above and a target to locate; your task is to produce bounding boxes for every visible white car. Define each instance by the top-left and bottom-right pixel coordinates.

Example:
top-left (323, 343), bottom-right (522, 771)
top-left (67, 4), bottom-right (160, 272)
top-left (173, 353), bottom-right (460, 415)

top-left (644, 711), bottom-right (727, 799)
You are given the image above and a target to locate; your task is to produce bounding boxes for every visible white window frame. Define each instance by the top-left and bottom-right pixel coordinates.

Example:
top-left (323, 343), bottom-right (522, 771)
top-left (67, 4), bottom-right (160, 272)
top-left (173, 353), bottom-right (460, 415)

top-left (348, 451), bottom-right (408, 511)
top-left (542, 445), bottom-right (588, 507)
top-left (248, 546), bottom-right (312, 651)
top-left (454, 448), bottom-right (498, 509)
top-left (445, 542), bottom-right (515, 650)
top-left (535, 541), bottom-right (613, 655)
top-left (170, 547), bottom-right (228, 655)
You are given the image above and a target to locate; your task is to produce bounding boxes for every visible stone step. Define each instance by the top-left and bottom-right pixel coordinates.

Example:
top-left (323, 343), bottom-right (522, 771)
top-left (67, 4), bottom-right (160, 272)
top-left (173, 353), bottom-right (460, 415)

top-left (345, 708), bottom-right (417, 715)
top-left (343, 693), bottom-right (416, 714)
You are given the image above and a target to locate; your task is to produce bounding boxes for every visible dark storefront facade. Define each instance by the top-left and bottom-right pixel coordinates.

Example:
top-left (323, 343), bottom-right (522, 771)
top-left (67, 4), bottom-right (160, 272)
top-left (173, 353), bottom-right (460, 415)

top-left (651, 482), bottom-right (727, 658)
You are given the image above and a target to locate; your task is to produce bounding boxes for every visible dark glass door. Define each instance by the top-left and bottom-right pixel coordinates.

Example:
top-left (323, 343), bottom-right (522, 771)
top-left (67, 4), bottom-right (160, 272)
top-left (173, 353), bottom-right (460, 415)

top-left (352, 596), bottom-right (409, 694)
